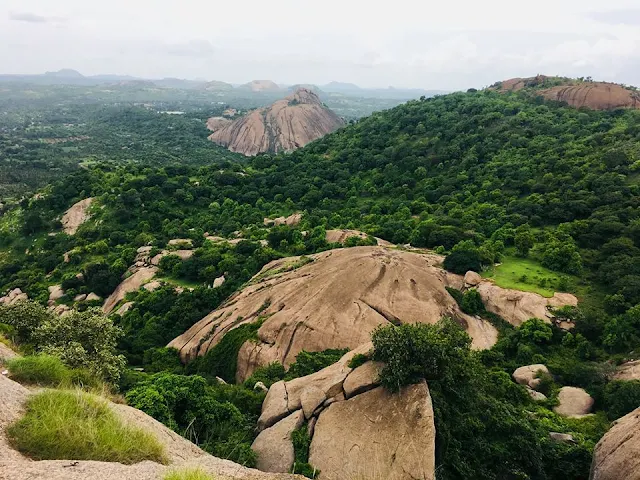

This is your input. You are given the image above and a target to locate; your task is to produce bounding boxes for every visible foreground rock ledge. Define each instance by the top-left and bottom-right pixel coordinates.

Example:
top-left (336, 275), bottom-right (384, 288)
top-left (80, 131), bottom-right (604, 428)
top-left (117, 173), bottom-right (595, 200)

top-left (0, 375), bottom-right (300, 480)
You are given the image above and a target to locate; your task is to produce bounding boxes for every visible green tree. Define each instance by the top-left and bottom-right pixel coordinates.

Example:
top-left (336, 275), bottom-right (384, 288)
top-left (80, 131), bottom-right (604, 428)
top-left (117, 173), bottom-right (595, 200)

top-left (33, 308), bottom-right (126, 382)
top-left (514, 224), bottom-right (535, 257)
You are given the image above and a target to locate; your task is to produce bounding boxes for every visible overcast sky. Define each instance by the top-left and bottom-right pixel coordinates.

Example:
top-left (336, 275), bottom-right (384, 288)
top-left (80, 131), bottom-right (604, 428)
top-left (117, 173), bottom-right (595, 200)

top-left (2, 0), bottom-right (640, 90)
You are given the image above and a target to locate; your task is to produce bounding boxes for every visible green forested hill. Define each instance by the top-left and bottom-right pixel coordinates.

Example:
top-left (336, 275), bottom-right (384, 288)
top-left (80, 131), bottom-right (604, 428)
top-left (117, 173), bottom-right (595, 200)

top-left (3, 89), bottom-right (640, 336)
top-left (2, 86), bottom-right (640, 479)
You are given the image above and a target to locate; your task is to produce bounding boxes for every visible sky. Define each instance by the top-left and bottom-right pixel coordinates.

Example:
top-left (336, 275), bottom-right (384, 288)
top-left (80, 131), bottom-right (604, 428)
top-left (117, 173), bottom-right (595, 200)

top-left (2, 0), bottom-right (640, 90)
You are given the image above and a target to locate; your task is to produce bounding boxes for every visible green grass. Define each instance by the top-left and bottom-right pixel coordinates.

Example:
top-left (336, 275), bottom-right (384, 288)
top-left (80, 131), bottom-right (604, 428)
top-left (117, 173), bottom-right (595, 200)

top-left (7, 389), bottom-right (167, 464)
top-left (163, 468), bottom-right (215, 480)
top-left (7, 355), bottom-right (103, 389)
top-left (7, 355), bottom-right (69, 386)
top-left (481, 255), bottom-right (573, 297)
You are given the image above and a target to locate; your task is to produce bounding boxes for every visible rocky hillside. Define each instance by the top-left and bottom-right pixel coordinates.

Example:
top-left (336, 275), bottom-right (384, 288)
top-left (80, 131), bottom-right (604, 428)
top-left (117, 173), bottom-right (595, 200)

top-left (169, 246), bottom-right (576, 381)
top-left (206, 89), bottom-right (344, 155)
top-left (494, 75), bottom-right (640, 110)
top-left (0, 364), bottom-right (297, 480)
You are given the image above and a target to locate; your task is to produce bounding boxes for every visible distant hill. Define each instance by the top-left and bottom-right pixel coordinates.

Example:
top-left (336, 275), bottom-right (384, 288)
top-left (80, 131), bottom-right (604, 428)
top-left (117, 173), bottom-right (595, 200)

top-left (492, 75), bottom-right (640, 110)
top-left (206, 88), bottom-right (344, 155)
top-left (0, 70), bottom-right (447, 100)
top-left (322, 81), bottom-right (448, 99)
top-left (237, 80), bottom-right (282, 92)
top-left (44, 68), bottom-right (84, 78)
top-left (199, 80), bottom-right (234, 92)
top-left (322, 81), bottom-right (362, 93)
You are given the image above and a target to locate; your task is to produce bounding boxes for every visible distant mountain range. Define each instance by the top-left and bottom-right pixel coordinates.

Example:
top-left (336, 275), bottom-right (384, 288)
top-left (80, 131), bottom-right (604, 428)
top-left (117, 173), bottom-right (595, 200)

top-left (0, 69), bottom-right (447, 99)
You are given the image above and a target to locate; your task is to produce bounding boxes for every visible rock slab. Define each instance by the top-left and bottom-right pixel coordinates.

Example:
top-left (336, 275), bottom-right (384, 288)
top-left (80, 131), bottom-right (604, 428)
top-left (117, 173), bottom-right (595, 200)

top-left (590, 407), bottom-right (640, 480)
top-left (252, 410), bottom-right (304, 473)
top-left (309, 381), bottom-right (435, 480)
top-left (554, 386), bottom-right (594, 417)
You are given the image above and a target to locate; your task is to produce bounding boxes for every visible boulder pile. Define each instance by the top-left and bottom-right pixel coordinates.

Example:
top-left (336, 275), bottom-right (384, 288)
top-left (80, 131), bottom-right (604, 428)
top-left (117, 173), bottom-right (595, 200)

top-left (253, 346), bottom-right (436, 480)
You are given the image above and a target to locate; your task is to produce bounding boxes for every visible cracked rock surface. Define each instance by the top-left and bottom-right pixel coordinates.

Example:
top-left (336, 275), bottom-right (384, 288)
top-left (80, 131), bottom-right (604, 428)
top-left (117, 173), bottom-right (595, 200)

top-left (255, 348), bottom-right (435, 480)
top-left (169, 246), bottom-right (501, 381)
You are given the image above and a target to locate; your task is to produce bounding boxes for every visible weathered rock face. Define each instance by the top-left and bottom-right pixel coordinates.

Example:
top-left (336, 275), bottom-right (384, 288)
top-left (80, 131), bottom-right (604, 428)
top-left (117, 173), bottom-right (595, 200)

top-left (323, 229), bottom-right (391, 247)
top-left (310, 382), bottom-right (435, 480)
top-left (513, 364), bottom-right (549, 390)
top-left (554, 386), bottom-right (594, 418)
top-left (102, 266), bottom-right (158, 314)
top-left (495, 76), bottom-right (640, 111)
top-left (252, 410), bottom-right (305, 473)
top-left (169, 247), bottom-right (498, 381)
top-left (207, 89), bottom-right (344, 156)
top-left (239, 80), bottom-right (282, 92)
top-left (254, 348), bottom-right (435, 480)
top-left (590, 407), bottom-right (640, 480)
top-left (540, 83), bottom-right (640, 110)
top-left (0, 343), bottom-right (19, 365)
top-left (0, 374), bottom-right (299, 480)
top-left (48, 285), bottom-right (65, 304)
top-left (476, 282), bottom-right (577, 327)
top-left (61, 198), bottom-right (94, 235)
top-left (463, 270), bottom-right (482, 287)
top-left (612, 360), bottom-right (640, 381)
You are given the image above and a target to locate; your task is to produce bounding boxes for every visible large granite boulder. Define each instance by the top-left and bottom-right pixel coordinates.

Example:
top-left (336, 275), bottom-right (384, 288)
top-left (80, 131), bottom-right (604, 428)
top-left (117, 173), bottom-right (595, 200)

top-left (554, 387), bottom-right (594, 417)
top-left (512, 364), bottom-right (549, 390)
top-left (590, 407), bottom-right (640, 480)
top-left (253, 347), bottom-right (435, 480)
top-left (252, 411), bottom-right (305, 473)
top-left (309, 382), bottom-right (435, 480)
top-left (169, 247), bottom-right (498, 381)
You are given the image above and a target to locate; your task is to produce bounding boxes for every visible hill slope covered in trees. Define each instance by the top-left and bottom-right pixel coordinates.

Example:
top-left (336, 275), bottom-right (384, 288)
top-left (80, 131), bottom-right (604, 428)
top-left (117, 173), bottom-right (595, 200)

top-left (2, 84), bottom-right (640, 479)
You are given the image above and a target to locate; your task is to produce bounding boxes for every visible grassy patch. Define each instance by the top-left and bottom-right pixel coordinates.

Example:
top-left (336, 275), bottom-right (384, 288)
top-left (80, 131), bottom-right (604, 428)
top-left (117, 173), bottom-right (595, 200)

top-left (7, 389), bottom-right (167, 464)
top-left (7, 355), bottom-right (104, 390)
top-left (481, 255), bottom-right (573, 297)
top-left (163, 468), bottom-right (214, 480)
top-left (7, 355), bottom-right (69, 386)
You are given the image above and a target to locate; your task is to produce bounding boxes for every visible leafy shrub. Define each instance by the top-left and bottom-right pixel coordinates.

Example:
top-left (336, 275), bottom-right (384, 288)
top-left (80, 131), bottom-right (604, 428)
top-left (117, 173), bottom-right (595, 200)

top-left (291, 425), bottom-right (319, 478)
top-left (460, 289), bottom-right (484, 315)
top-left (603, 380), bottom-right (640, 419)
top-left (163, 469), bottom-right (214, 480)
top-left (348, 353), bottom-right (369, 369)
top-left (0, 300), bottom-right (50, 344)
top-left (33, 308), bottom-right (126, 383)
top-left (126, 373), bottom-right (256, 467)
top-left (1, 301), bottom-right (125, 383)
top-left (142, 347), bottom-right (184, 374)
top-left (372, 319), bottom-right (472, 391)
top-left (8, 390), bottom-right (166, 464)
top-left (285, 349), bottom-right (349, 380)
top-left (243, 361), bottom-right (286, 389)
top-left (443, 247), bottom-right (482, 274)
top-left (188, 319), bottom-right (263, 383)
top-left (519, 318), bottom-right (553, 344)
